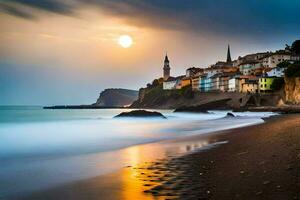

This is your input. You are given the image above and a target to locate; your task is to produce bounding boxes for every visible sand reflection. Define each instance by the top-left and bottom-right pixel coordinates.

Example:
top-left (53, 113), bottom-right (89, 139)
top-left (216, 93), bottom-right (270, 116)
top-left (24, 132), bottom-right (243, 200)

top-left (119, 136), bottom-right (219, 199)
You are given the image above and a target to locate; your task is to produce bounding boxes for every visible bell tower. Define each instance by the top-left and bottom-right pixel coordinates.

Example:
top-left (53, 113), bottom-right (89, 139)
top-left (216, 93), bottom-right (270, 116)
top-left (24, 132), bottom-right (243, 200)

top-left (163, 54), bottom-right (170, 81)
top-left (227, 44), bottom-right (232, 63)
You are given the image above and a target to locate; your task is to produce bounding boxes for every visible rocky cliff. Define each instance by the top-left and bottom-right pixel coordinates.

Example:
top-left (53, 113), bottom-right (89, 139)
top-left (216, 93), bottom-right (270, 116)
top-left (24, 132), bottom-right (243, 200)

top-left (93, 88), bottom-right (138, 107)
top-left (285, 77), bottom-right (300, 104)
top-left (131, 85), bottom-right (282, 109)
top-left (131, 85), bottom-right (244, 109)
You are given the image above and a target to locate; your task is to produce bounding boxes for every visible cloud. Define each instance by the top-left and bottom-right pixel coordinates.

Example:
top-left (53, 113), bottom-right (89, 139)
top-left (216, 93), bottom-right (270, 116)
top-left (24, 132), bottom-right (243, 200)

top-left (0, 0), bottom-right (74, 19)
top-left (83, 0), bottom-right (300, 38)
top-left (1, 0), bottom-right (300, 39)
top-left (0, 3), bottom-right (36, 20)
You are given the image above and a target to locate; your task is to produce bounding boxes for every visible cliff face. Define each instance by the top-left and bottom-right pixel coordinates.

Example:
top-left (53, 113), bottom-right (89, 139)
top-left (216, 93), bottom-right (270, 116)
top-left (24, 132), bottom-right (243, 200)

top-left (285, 77), bottom-right (300, 104)
top-left (131, 85), bottom-right (282, 109)
top-left (94, 89), bottom-right (138, 107)
top-left (131, 85), bottom-right (245, 109)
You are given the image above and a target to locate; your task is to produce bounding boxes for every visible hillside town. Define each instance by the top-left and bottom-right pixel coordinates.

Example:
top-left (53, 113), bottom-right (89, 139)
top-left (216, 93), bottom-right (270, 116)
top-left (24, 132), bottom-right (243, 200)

top-left (162, 42), bottom-right (300, 94)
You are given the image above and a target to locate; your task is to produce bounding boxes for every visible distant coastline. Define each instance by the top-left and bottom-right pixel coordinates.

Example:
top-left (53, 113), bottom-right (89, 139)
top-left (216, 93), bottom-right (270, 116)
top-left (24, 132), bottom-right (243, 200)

top-left (43, 105), bottom-right (127, 109)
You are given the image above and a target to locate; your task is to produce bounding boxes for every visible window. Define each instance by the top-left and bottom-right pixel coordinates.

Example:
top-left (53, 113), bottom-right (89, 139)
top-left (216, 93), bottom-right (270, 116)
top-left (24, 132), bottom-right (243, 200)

top-left (265, 84), bottom-right (267, 87)
top-left (261, 84), bottom-right (263, 88)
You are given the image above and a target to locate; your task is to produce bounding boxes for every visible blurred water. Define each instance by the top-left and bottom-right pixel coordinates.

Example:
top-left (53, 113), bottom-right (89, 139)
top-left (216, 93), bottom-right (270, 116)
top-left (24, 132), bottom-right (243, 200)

top-left (0, 106), bottom-right (276, 198)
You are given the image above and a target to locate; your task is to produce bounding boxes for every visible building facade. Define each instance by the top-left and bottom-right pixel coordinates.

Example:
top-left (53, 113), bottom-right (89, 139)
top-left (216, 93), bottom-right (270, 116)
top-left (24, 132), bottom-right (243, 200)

top-left (228, 78), bottom-right (239, 92)
top-left (259, 77), bottom-right (276, 93)
top-left (163, 79), bottom-right (177, 90)
top-left (186, 67), bottom-right (203, 77)
top-left (199, 75), bottom-right (212, 92)
top-left (191, 76), bottom-right (200, 91)
top-left (266, 67), bottom-right (285, 77)
top-left (176, 77), bottom-right (191, 89)
top-left (239, 61), bottom-right (262, 75)
top-left (261, 53), bottom-right (291, 68)
top-left (233, 52), bottom-right (270, 67)
top-left (241, 80), bottom-right (259, 93)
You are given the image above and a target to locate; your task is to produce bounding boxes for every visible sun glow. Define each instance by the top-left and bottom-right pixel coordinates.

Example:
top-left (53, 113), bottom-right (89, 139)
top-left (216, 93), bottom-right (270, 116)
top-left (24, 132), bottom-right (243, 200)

top-left (118, 35), bottom-right (133, 48)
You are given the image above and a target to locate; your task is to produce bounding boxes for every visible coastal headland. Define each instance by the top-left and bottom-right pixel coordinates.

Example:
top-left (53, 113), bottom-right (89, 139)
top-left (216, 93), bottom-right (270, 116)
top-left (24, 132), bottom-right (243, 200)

top-left (24, 114), bottom-right (300, 200)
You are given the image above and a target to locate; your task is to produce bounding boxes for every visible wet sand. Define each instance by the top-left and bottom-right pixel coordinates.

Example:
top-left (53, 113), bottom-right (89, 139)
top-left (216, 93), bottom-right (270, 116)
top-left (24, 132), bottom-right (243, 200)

top-left (23, 114), bottom-right (300, 200)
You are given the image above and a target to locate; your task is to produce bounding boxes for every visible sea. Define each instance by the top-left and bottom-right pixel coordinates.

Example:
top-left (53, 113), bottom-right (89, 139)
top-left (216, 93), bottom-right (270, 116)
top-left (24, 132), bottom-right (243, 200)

top-left (0, 106), bottom-right (276, 198)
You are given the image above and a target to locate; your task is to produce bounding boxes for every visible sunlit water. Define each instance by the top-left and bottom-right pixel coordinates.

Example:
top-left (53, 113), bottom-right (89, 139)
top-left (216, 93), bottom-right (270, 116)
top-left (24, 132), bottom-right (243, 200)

top-left (0, 106), bottom-right (276, 198)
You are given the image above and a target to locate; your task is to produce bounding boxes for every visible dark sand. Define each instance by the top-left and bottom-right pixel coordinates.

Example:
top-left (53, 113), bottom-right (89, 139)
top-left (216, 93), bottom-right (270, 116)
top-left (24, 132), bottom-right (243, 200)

top-left (23, 114), bottom-right (300, 200)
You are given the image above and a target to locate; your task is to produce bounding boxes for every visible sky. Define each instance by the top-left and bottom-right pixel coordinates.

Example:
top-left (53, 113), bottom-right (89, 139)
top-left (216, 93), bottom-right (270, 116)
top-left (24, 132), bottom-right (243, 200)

top-left (1, 0), bottom-right (300, 105)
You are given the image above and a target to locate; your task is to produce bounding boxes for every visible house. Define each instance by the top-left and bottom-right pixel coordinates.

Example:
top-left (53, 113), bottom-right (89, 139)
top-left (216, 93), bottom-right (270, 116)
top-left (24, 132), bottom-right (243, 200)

top-left (163, 75), bottom-right (190, 90)
top-left (233, 52), bottom-right (270, 67)
top-left (211, 73), bottom-right (222, 91)
top-left (186, 67), bottom-right (203, 77)
top-left (241, 80), bottom-right (259, 93)
top-left (163, 78), bottom-right (178, 90)
top-left (259, 77), bottom-right (276, 93)
top-left (218, 72), bottom-right (238, 92)
top-left (239, 61), bottom-right (262, 75)
top-left (228, 74), bottom-right (253, 92)
top-left (228, 78), bottom-right (239, 92)
top-left (237, 75), bottom-right (258, 92)
top-left (176, 77), bottom-right (191, 89)
top-left (200, 71), bottom-right (220, 92)
top-left (261, 51), bottom-right (291, 68)
top-left (199, 74), bottom-right (213, 92)
top-left (191, 76), bottom-right (199, 91)
top-left (209, 72), bottom-right (237, 92)
top-left (266, 67), bottom-right (285, 77)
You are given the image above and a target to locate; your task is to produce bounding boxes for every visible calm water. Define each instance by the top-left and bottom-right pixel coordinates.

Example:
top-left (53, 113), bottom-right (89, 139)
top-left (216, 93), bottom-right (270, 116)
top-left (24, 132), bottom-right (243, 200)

top-left (0, 106), bottom-right (276, 198)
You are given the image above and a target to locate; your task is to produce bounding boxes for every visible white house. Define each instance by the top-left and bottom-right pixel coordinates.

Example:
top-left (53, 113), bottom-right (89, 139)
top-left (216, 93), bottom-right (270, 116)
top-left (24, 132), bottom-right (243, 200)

top-left (228, 78), bottom-right (239, 92)
top-left (266, 67), bottom-right (285, 77)
top-left (163, 80), bottom-right (178, 90)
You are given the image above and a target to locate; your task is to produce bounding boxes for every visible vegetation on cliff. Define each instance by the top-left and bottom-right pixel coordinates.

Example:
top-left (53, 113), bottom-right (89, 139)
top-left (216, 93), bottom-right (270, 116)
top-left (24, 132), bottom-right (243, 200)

top-left (291, 40), bottom-right (300, 55)
top-left (285, 62), bottom-right (300, 77)
top-left (270, 77), bottom-right (285, 91)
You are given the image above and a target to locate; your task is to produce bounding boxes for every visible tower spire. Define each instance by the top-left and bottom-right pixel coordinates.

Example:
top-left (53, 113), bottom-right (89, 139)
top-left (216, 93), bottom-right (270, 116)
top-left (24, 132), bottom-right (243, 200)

top-left (227, 44), bottom-right (232, 63)
top-left (163, 53), bottom-right (170, 81)
top-left (164, 52), bottom-right (169, 63)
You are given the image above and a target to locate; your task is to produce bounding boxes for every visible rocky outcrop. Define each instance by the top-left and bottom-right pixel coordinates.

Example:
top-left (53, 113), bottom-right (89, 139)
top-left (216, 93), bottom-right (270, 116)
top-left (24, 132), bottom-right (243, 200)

top-left (93, 89), bottom-right (138, 107)
top-left (285, 77), bottom-right (300, 104)
top-left (226, 112), bottom-right (235, 117)
top-left (114, 110), bottom-right (166, 118)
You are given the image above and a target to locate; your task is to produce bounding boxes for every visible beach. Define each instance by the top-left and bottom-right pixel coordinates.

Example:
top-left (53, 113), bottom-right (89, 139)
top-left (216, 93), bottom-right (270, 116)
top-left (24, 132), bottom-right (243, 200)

top-left (22, 114), bottom-right (300, 200)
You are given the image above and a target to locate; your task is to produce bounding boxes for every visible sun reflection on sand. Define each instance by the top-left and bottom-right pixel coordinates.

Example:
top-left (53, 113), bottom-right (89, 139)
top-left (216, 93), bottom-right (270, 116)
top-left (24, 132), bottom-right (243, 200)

top-left (119, 137), bottom-right (216, 199)
top-left (121, 146), bottom-right (154, 200)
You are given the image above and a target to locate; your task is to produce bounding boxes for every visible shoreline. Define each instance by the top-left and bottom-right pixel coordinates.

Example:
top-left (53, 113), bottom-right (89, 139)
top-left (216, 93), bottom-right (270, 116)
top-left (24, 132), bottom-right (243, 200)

top-left (21, 113), bottom-right (300, 200)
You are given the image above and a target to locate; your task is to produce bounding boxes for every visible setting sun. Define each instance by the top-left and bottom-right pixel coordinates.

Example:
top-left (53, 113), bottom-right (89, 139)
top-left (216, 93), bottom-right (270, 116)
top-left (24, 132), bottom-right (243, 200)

top-left (118, 35), bottom-right (133, 48)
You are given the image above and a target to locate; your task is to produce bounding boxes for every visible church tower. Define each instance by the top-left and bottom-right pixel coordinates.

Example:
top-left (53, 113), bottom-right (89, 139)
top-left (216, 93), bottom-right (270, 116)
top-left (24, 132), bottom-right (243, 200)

top-left (226, 44), bottom-right (232, 63)
top-left (163, 54), bottom-right (170, 81)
